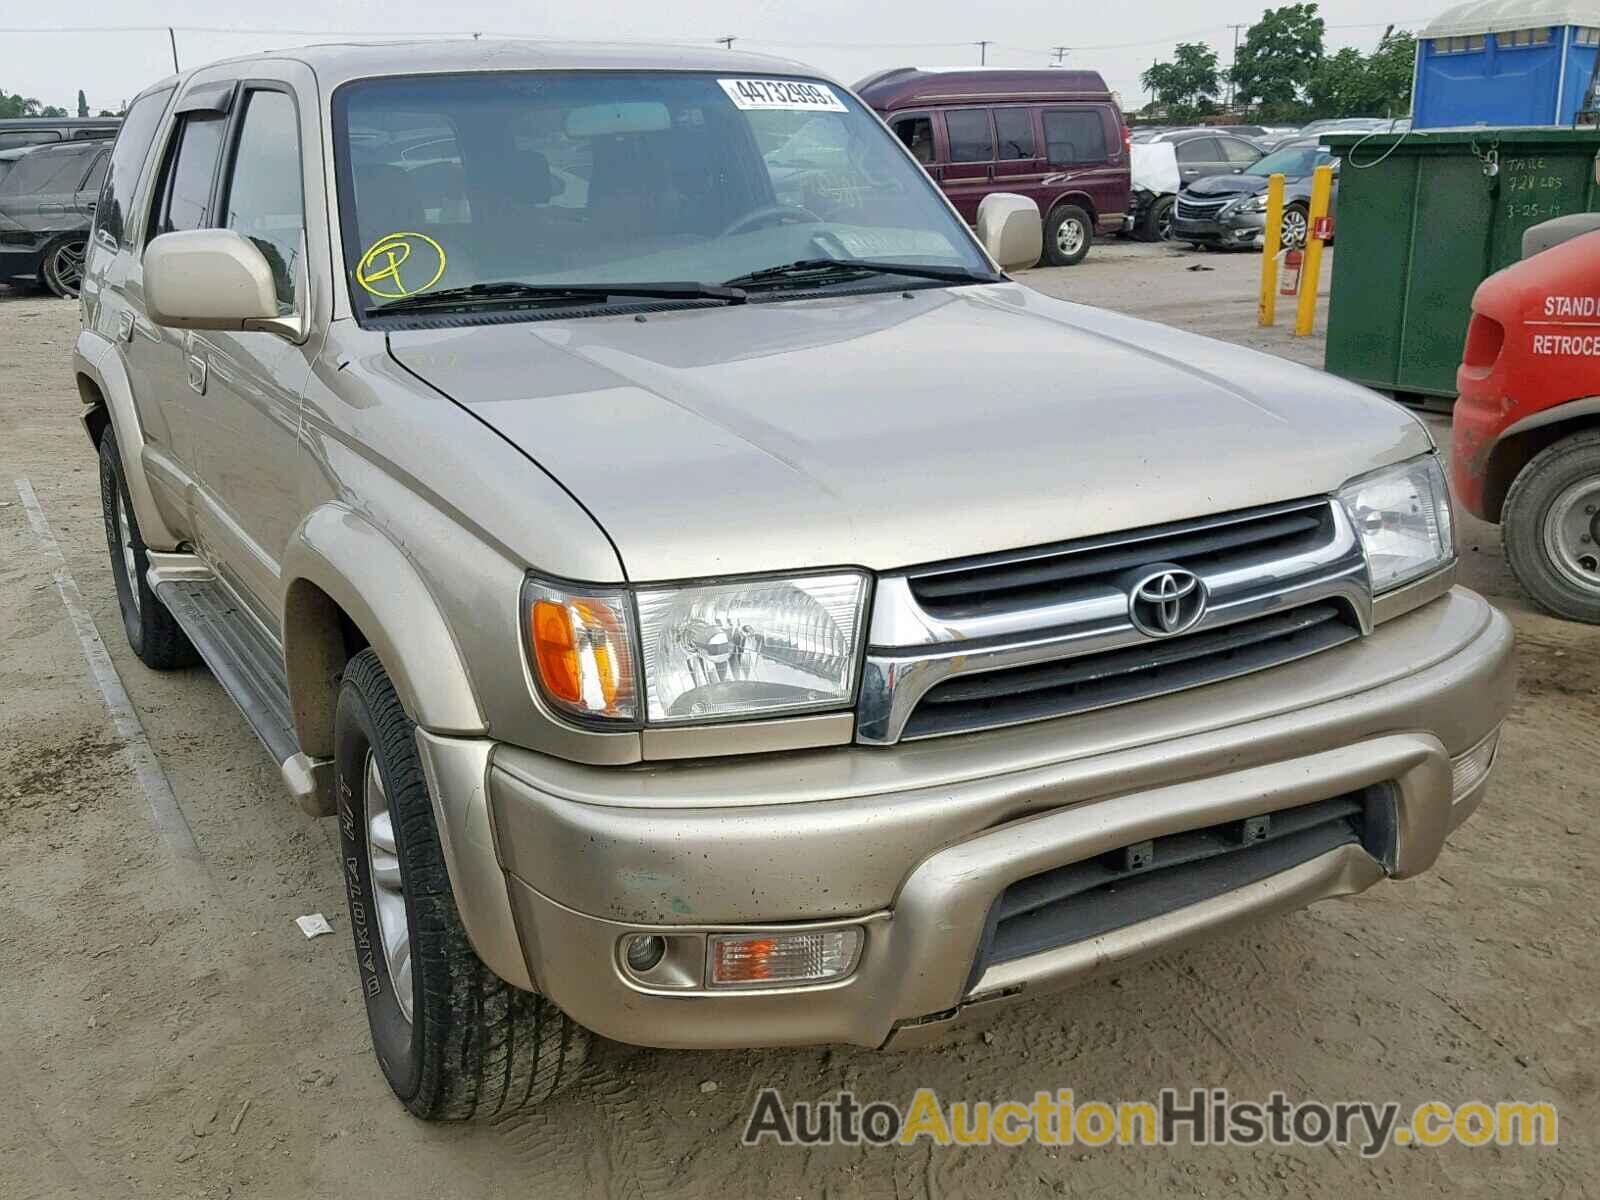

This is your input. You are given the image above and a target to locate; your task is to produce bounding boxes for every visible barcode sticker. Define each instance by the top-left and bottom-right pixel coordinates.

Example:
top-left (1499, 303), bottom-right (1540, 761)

top-left (719, 79), bottom-right (848, 113)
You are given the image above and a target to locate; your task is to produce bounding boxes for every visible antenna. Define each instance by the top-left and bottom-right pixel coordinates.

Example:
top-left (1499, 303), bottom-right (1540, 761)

top-left (976, 40), bottom-right (991, 66)
top-left (1051, 46), bottom-right (1070, 67)
top-left (716, 35), bottom-right (737, 49)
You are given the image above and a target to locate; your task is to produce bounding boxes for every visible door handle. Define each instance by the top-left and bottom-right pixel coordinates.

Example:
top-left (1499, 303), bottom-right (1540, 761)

top-left (186, 352), bottom-right (208, 396)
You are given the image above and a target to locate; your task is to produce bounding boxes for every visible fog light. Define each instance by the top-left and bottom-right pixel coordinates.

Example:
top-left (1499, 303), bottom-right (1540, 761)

top-left (1451, 728), bottom-right (1500, 801)
top-left (707, 928), bottom-right (862, 988)
top-left (624, 934), bottom-right (666, 974)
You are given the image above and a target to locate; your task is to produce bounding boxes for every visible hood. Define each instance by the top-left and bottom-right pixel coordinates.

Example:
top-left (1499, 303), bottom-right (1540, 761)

top-left (1185, 174), bottom-right (1269, 198)
top-left (387, 285), bottom-right (1429, 581)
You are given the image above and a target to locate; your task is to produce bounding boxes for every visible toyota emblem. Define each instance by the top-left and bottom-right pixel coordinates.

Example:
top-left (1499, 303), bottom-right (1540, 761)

top-left (1127, 564), bottom-right (1207, 637)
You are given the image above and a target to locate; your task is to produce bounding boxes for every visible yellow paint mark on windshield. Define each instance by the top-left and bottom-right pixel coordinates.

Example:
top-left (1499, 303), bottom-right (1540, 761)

top-left (356, 232), bottom-right (446, 299)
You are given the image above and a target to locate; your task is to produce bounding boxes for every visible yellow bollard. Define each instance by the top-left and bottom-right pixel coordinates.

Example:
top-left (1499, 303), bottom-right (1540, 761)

top-left (1258, 173), bottom-right (1286, 327)
top-left (1294, 164), bottom-right (1335, 337)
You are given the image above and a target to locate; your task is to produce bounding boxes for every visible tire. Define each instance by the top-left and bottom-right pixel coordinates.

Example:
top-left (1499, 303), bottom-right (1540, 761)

top-left (1502, 432), bottom-right (1600, 623)
top-left (1280, 203), bottom-right (1310, 250)
top-left (99, 430), bottom-right (197, 670)
top-left (1135, 195), bottom-right (1175, 243)
top-left (335, 648), bottom-right (589, 1120)
top-left (1044, 204), bottom-right (1093, 267)
top-left (41, 236), bottom-right (87, 299)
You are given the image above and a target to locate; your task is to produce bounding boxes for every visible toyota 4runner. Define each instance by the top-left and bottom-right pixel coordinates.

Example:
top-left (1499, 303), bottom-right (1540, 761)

top-left (74, 40), bottom-right (1513, 1120)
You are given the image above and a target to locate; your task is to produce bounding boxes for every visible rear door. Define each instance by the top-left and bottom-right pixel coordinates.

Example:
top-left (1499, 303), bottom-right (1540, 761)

top-left (937, 107), bottom-right (995, 223)
top-left (1040, 106), bottom-right (1119, 223)
top-left (990, 106), bottom-right (1049, 211)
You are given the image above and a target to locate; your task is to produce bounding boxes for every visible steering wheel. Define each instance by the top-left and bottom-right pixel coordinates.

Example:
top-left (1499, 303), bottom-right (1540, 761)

top-left (719, 203), bottom-right (825, 238)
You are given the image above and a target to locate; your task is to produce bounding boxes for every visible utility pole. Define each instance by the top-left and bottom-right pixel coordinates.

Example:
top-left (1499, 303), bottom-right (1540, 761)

top-left (716, 35), bottom-right (737, 49)
top-left (1227, 23), bottom-right (1246, 110)
top-left (168, 26), bottom-right (180, 73)
top-left (1051, 46), bottom-right (1070, 67)
top-left (976, 40), bottom-right (991, 66)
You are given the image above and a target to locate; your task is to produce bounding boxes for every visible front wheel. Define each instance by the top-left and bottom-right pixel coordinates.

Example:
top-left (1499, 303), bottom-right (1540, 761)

top-left (1502, 432), bottom-right (1600, 623)
top-left (1280, 203), bottom-right (1310, 250)
top-left (1044, 204), bottom-right (1093, 267)
top-left (335, 648), bottom-right (589, 1120)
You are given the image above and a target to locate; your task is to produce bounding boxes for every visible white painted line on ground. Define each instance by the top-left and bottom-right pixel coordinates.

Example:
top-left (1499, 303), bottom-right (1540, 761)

top-left (15, 478), bottom-right (204, 865)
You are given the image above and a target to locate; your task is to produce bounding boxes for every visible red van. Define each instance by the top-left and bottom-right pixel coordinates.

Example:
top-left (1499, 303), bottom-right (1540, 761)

top-left (855, 68), bottom-right (1131, 267)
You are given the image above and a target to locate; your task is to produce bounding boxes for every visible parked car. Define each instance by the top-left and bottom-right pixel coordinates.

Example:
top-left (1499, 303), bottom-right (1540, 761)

top-left (1172, 135), bottom-right (1343, 250)
top-left (0, 115), bottom-right (121, 151)
top-left (1126, 128), bottom-right (1264, 241)
top-left (857, 68), bottom-right (1131, 266)
top-left (78, 40), bottom-right (1511, 1121)
top-left (0, 138), bottom-right (111, 296)
top-left (1452, 216), bottom-right (1600, 622)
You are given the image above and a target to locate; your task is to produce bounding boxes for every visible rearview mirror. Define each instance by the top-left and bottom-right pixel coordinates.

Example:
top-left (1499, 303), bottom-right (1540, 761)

top-left (143, 229), bottom-right (282, 331)
top-left (977, 193), bottom-right (1042, 272)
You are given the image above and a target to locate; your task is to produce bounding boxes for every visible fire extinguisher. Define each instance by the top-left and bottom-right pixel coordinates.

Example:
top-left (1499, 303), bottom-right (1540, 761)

top-left (1279, 248), bottom-right (1303, 297)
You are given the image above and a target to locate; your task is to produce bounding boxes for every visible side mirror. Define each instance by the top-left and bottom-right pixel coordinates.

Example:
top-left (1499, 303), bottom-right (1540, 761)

top-left (143, 229), bottom-right (281, 331)
top-left (977, 193), bottom-right (1042, 272)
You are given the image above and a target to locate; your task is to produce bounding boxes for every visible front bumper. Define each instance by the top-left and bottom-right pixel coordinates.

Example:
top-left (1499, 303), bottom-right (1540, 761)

top-left (461, 587), bottom-right (1511, 1050)
top-left (1173, 209), bottom-right (1266, 247)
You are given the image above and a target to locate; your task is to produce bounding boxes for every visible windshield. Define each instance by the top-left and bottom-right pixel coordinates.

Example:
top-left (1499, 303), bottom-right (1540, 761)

top-left (1246, 143), bottom-right (1331, 178)
top-left (332, 71), bottom-right (990, 317)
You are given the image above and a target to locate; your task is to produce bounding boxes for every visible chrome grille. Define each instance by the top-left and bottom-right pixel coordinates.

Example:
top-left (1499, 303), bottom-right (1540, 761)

top-left (1175, 195), bottom-right (1230, 220)
top-left (857, 499), bottom-right (1370, 745)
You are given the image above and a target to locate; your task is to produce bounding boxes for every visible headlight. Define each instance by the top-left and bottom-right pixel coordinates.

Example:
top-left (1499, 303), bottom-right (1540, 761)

top-left (523, 572), bottom-right (870, 725)
top-left (635, 573), bottom-right (869, 723)
top-left (1337, 456), bottom-right (1455, 592)
top-left (1229, 195), bottom-right (1267, 214)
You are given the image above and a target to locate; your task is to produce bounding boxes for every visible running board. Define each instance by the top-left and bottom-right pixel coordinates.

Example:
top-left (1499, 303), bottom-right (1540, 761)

top-left (151, 564), bottom-right (334, 817)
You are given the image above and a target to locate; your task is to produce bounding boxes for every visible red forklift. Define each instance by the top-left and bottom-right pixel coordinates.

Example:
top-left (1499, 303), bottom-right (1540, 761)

top-left (1452, 215), bottom-right (1600, 622)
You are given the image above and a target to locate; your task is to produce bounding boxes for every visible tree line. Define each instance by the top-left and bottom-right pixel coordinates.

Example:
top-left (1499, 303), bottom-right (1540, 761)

top-left (1, 87), bottom-right (122, 119)
top-left (1140, 4), bottom-right (1416, 123)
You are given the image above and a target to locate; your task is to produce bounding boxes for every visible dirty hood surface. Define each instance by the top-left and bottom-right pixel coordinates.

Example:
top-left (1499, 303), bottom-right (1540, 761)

top-left (387, 284), bottom-right (1429, 580)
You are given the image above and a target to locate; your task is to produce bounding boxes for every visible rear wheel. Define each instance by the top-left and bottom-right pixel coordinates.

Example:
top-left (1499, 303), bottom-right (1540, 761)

top-left (1044, 204), bottom-right (1092, 266)
top-left (1503, 433), bottom-right (1600, 623)
top-left (1135, 195), bottom-right (1175, 242)
top-left (41, 236), bottom-right (87, 299)
top-left (98, 430), bottom-right (196, 670)
top-left (335, 648), bottom-right (590, 1120)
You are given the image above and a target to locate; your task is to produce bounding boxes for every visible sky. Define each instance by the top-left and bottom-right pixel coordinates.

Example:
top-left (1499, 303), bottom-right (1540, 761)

top-left (3, 0), bottom-right (1440, 115)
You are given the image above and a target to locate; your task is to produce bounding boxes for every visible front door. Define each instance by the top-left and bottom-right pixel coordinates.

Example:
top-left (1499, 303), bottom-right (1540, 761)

top-left (184, 84), bottom-right (313, 636)
top-left (1176, 136), bottom-right (1227, 186)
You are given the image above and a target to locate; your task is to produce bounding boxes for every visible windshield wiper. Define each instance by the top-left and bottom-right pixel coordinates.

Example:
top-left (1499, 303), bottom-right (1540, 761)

top-left (721, 258), bottom-right (1001, 290)
top-left (370, 279), bottom-right (748, 315)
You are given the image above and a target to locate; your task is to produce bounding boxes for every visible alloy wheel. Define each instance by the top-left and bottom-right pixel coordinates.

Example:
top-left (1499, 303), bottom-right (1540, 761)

top-left (364, 751), bottom-right (415, 1024)
top-left (48, 239), bottom-right (86, 297)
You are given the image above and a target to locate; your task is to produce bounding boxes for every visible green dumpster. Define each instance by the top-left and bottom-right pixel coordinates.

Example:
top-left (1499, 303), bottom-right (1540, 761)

top-left (1324, 128), bottom-right (1600, 400)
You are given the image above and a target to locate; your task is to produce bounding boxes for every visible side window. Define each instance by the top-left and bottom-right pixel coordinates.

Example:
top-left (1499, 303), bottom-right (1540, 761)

top-left (152, 113), bottom-right (226, 236)
top-left (1042, 110), bottom-right (1107, 165)
top-left (994, 108), bottom-right (1036, 160)
top-left (222, 90), bottom-right (305, 313)
top-left (97, 87), bottom-right (172, 247)
top-left (944, 109), bottom-right (994, 164)
top-left (1220, 138), bottom-right (1261, 166)
top-left (0, 150), bottom-right (83, 197)
top-left (892, 115), bottom-right (935, 164)
top-left (0, 130), bottom-right (60, 151)
top-left (1176, 137), bottom-right (1221, 165)
top-left (80, 149), bottom-right (110, 194)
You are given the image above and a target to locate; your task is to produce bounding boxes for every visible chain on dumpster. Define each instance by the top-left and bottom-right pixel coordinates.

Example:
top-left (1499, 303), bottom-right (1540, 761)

top-left (1471, 136), bottom-right (1501, 180)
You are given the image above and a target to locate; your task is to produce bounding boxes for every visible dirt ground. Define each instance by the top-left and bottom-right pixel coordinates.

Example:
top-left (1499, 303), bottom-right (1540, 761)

top-left (1, 241), bottom-right (1596, 1200)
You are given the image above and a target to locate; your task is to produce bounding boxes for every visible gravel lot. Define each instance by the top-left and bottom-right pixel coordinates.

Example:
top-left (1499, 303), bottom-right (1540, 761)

top-left (1, 242), bottom-right (1595, 1199)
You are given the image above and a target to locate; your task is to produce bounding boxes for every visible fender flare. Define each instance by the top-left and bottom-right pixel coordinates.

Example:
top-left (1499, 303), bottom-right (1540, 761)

top-left (73, 329), bottom-right (182, 550)
top-left (1496, 395), bottom-right (1600, 443)
top-left (281, 504), bottom-right (486, 749)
